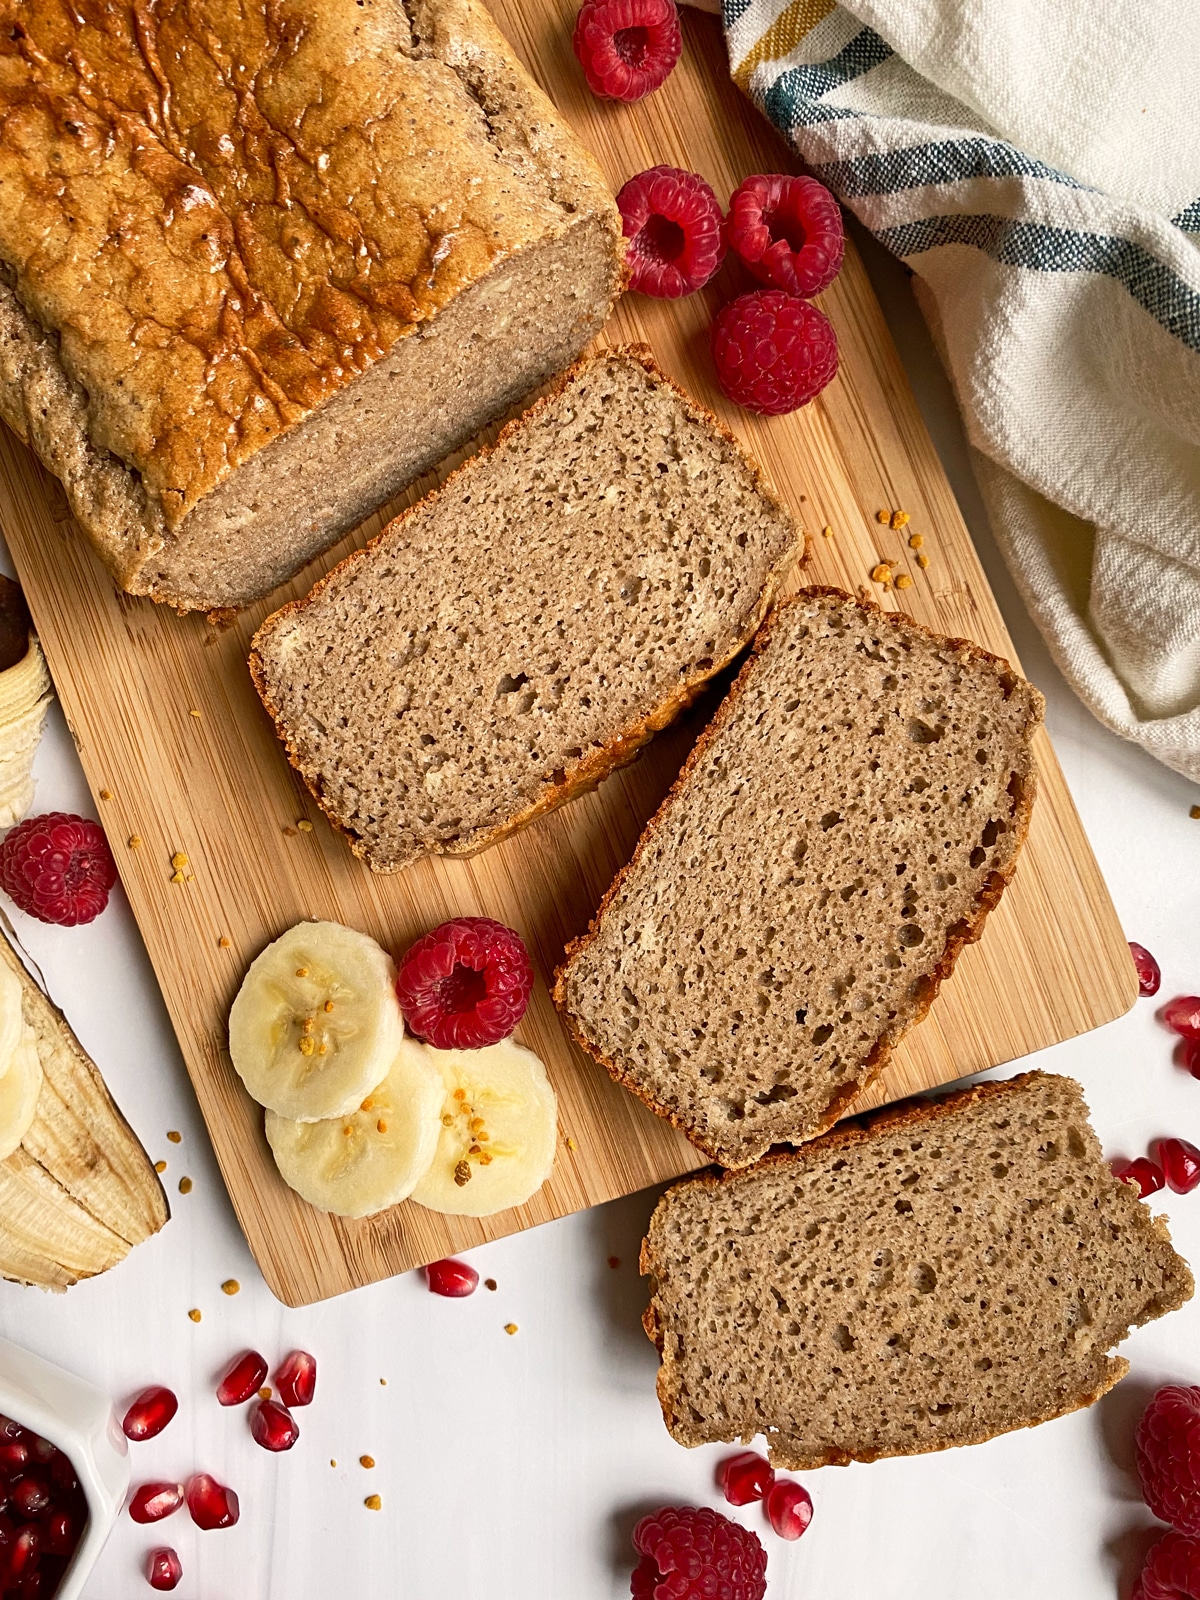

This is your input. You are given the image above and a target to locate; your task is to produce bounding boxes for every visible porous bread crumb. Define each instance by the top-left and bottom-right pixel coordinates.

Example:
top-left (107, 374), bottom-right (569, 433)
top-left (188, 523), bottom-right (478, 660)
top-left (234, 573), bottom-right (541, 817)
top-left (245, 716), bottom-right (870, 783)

top-left (555, 589), bottom-right (1044, 1168)
top-left (251, 350), bottom-right (801, 874)
top-left (641, 1072), bottom-right (1193, 1468)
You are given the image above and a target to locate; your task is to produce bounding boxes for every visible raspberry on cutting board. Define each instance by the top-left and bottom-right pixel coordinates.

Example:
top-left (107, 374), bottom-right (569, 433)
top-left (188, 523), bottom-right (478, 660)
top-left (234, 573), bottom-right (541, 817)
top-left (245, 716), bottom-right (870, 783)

top-left (630, 1506), bottom-right (767, 1600)
top-left (396, 917), bottom-right (534, 1051)
top-left (572, 0), bottom-right (682, 102)
top-left (0, 811), bottom-right (117, 926)
top-left (711, 289), bottom-right (839, 415)
top-left (617, 166), bottom-right (726, 298)
top-left (726, 173), bottom-right (845, 297)
top-left (1137, 1385), bottom-right (1200, 1535)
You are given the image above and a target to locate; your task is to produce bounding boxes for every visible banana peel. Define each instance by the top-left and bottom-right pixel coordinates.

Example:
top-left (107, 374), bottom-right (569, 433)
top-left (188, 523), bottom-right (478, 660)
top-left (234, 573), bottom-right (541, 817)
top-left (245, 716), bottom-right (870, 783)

top-left (0, 924), bottom-right (168, 1290)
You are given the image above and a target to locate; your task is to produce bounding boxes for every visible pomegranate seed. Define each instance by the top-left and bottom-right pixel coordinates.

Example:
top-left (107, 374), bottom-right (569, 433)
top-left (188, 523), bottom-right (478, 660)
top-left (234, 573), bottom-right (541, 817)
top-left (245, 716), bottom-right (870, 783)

top-left (425, 1259), bottom-right (479, 1298)
top-left (274, 1350), bottom-right (317, 1408)
top-left (0, 1441), bottom-right (28, 1474)
top-left (1182, 1038), bottom-right (1200, 1080)
top-left (1113, 1157), bottom-right (1166, 1197)
top-left (9, 1479), bottom-right (48, 1518)
top-left (186, 1473), bottom-right (239, 1530)
top-left (766, 1478), bottom-right (814, 1540)
top-left (129, 1482), bottom-right (185, 1524)
top-left (1159, 1138), bottom-right (1200, 1194)
top-left (146, 1547), bottom-right (183, 1591)
top-left (44, 1512), bottom-right (74, 1555)
top-left (47, 1451), bottom-right (76, 1494)
top-left (9, 1524), bottom-right (39, 1578)
top-left (19, 1569), bottom-right (42, 1600)
top-left (216, 1350), bottom-right (268, 1407)
top-left (27, 1438), bottom-right (53, 1467)
top-left (122, 1386), bottom-right (178, 1441)
top-left (249, 1399), bottom-right (299, 1452)
top-left (1163, 996), bottom-right (1200, 1041)
top-left (717, 1450), bottom-right (774, 1506)
top-left (1129, 943), bottom-right (1162, 996)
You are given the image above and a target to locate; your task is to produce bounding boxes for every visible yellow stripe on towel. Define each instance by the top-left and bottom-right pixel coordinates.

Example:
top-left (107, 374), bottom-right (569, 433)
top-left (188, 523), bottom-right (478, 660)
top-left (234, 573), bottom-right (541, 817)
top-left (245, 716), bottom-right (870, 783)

top-left (732, 0), bottom-right (835, 86)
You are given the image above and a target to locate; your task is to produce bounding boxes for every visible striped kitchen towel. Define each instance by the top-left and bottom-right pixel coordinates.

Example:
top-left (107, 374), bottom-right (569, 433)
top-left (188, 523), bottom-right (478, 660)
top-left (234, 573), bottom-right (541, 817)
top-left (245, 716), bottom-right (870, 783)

top-left (718, 0), bottom-right (1200, 783)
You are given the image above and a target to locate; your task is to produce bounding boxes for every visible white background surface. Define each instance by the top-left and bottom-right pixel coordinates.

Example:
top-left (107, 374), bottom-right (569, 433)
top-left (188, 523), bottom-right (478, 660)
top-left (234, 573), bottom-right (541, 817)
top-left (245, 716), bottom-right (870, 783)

top-left (0, 231), bottom-right (1197, 1600)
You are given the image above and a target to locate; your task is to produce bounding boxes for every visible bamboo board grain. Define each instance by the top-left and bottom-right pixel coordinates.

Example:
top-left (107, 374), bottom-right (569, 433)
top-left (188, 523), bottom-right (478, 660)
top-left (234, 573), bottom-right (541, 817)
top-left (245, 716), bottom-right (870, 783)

top-left (0, 6), bottom-right (1135, 1305)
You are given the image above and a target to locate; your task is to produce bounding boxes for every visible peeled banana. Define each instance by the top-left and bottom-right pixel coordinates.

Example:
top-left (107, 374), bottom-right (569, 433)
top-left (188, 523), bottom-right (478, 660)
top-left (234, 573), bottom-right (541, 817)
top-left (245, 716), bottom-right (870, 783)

top-left (229, 921), bottom-right (405, 1121)
top-left (0, 627), bottom-right (52, 829)
top-left (0, 1028), bottom-right (42, 1160)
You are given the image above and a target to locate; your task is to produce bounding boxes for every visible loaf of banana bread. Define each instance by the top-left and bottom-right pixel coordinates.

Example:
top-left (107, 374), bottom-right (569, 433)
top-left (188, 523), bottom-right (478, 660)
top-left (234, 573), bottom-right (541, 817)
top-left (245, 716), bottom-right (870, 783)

top-left (0, 0), bottom-right (623, 611)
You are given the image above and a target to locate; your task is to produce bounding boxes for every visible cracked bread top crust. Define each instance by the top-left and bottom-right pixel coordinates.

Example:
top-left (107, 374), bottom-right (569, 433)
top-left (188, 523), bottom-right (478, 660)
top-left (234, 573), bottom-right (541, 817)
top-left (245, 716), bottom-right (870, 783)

top-left (0, 0), bottom-right (619, 568)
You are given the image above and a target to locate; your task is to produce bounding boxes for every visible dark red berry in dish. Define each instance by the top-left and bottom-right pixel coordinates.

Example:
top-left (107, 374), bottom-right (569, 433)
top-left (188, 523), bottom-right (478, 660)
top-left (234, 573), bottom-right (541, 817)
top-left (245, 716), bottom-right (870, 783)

top-left (573, 0), bottom-right (681, 102)
top-left (397, 918), bottom-right (533, 1050)
top-left (726, 173), bottom-right (844, 297)
top-left (617, 166), bottom-right (725, 298)
top-left (712, 290), bottom-right (838, 415)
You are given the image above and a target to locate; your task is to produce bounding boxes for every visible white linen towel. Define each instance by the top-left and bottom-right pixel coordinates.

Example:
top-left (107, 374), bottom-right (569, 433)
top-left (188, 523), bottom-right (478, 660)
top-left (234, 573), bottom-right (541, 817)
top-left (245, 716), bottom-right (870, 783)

top-left (714, 0), bottom-right (1200, 782)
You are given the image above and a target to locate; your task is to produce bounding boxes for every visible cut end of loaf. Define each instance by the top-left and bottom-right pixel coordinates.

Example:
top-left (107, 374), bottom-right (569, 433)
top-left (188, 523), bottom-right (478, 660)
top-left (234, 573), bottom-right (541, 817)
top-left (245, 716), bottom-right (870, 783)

top-left (250, 347), bottom-right (802, 871)
top-left (554, 588), bottom-right (1046, 1168)
top-left (641, 1071), bottom-right (1193, 1469)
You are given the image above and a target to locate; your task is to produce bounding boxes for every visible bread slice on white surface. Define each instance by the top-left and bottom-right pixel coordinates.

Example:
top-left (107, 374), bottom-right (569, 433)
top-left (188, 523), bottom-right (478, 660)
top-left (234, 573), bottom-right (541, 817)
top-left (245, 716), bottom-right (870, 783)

top-left (640, 1071), bottom-right (1193, 1469)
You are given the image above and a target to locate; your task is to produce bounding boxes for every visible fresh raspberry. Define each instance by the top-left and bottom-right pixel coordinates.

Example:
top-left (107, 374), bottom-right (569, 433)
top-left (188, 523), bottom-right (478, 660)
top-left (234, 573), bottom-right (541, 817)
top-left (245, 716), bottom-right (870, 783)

top-left (711, 290), bottom-right (838, 415)
top-left (573, 0), bottom-right (682, 103)
top-left (1138, 1531), bottom-right (1200, 1600)
top-left (617, 166), bottom-right (725, 298)
top-left (0, 812), bottom-right (117, 926)
top-left (1137, 1386), bottom-right (1200, 1535)
top-left (726, 173), bottom-right (844, 298)
top-left (630, 1506), bottom-right (767, 1600)
top-left (396, 917), bottom-right (533, 1050)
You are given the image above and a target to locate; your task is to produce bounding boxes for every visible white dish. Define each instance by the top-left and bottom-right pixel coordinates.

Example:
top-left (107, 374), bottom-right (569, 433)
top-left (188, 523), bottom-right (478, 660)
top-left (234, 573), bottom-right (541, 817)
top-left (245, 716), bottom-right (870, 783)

top-left (0, 1334), bottom-right (129, 1600)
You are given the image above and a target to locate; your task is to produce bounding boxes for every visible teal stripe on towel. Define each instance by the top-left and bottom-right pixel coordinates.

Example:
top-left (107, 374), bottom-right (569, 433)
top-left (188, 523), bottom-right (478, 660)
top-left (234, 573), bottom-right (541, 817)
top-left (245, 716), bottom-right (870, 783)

top-left (812, 138), bottom-right (1085, 199)
top-left (878, 214), bottom-right (1200, 351)
top-left (761, 28), bottom-right (892, 129)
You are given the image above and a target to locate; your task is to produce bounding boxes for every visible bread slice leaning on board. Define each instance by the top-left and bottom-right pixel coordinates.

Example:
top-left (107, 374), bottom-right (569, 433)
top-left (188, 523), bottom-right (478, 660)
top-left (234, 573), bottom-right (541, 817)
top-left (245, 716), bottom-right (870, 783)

top-left (0, 926), bottom-right (168, 1290)
top-left (554, 588), bottom-right (1045, 1168)
top-left (0, 0), bottom-right (624, 611)
top-left (640, 1071), bottom-right (1193, 1469)
top-left (250, 347), bottom-right (803, 872)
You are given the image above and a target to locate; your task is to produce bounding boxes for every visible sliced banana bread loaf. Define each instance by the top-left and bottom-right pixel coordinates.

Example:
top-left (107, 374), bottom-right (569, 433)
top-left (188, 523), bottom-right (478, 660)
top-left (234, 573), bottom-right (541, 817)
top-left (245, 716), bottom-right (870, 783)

top-left (554, 588), bottom-right (1044, 1167)
top-left (641, 1072), bottom-right (1193, 1469)
top-left (251, 348), bottom-right (802, 871)
top-left (0, 0), bottom-right (623, 611)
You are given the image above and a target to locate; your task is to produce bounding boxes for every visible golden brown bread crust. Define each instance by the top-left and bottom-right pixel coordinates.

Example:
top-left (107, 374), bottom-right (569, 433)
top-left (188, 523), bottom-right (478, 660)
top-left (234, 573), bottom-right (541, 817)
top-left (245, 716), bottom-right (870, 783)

top-left (551, 586), bottom-right (1045, 1166)
top-left (639, 1071), bottom-right (1194, 1469)
top-left (0, 0), bottom-right (621, 605)
top-left (248, 344), bottom-right (808, 870)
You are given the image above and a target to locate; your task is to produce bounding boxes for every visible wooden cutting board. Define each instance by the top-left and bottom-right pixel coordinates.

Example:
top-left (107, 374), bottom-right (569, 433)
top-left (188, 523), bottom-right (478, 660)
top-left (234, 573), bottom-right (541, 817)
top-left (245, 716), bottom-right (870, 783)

top-left (0, 5), bottom-right (1135, 1306)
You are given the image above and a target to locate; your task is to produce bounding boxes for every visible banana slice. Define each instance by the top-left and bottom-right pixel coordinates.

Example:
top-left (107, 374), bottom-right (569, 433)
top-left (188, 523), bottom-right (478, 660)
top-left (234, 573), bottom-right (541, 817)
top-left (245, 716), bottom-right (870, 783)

top-left (0, 1027), bottom-right (44, 1159)
top-left (0, 957), bottom-right (25, 1077)
top-left (229, 921), bottom-right (404, 1121)
top-left (411, 1039), bottom-right (558, 1218)
top-left (265, 1038), bottom-right (443, 1218)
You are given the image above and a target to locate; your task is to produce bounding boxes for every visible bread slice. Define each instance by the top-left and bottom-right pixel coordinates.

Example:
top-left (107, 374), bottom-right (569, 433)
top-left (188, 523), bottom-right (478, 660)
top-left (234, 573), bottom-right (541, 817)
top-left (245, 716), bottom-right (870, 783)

top-left (641, 1071), bottom-right (1193, 1469)
top-left (0, 0), bottom-right (623, 611)
top-left (250, 348), bottom-right (803, 872)
top-left (554, 588), bottom-right (1045, 1168)
top-left (0, 924), bottom-right (169, 1291)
